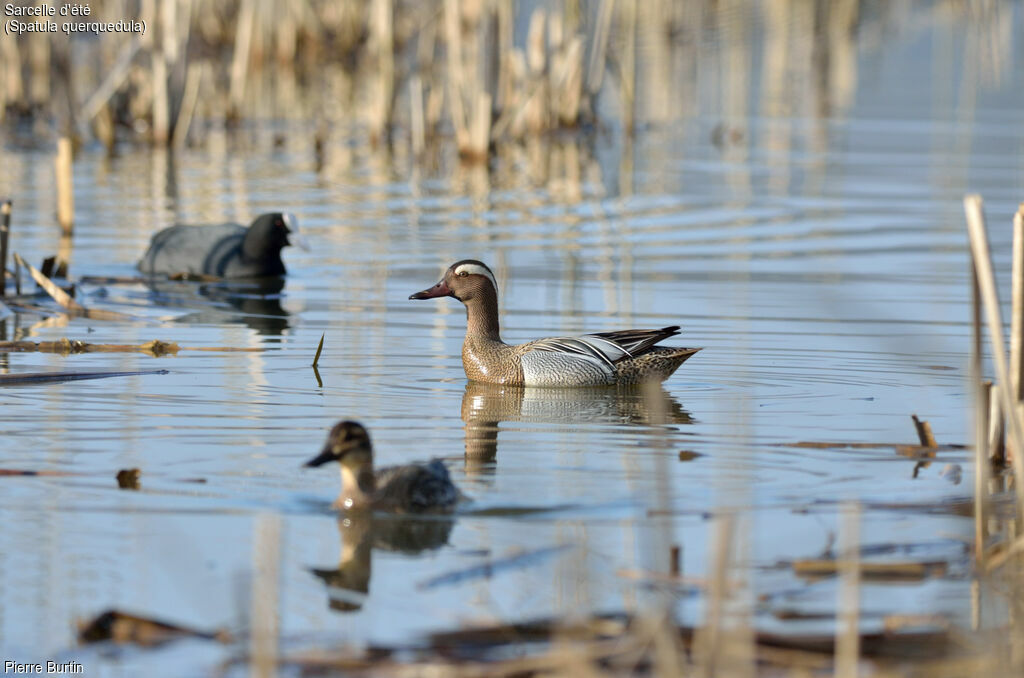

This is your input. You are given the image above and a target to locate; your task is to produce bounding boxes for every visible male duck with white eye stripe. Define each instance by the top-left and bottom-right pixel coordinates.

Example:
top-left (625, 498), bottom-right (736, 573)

top-left (410, 260), bottom-right (701, 387)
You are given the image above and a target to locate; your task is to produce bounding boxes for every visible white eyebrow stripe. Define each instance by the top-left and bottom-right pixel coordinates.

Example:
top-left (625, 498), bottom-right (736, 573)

top-left (454, 263), bottom-right (497, 289)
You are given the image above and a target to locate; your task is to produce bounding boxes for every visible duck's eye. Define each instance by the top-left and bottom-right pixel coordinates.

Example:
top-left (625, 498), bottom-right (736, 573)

top-left (458, 271), bottom-right (468, 277)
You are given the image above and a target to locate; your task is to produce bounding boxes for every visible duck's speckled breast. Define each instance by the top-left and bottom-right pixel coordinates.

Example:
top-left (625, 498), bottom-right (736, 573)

top-left (462, 338), bottom-right (525, 385)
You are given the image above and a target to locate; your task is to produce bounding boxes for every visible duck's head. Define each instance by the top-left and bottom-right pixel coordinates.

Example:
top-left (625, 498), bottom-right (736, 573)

top-left (245, 212), bottom-right (309, 257)
top-left (305, 421), bottom-right (373, 469)
top-left (409, 260), bottom-right (497, 303)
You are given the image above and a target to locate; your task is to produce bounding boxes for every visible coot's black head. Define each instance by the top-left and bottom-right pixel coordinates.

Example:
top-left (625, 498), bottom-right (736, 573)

top-left (243, 212), bottom-right (305, 260)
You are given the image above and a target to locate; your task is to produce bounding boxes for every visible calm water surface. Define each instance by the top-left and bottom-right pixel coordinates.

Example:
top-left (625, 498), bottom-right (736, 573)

top-left (1, 8), bottom-right (1023, 676)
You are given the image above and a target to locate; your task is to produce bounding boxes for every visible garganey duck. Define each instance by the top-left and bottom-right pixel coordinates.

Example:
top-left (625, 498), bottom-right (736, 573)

top-left (138, 212), bottom-right (307, 278)
top-left (304, 421), bottom-right (461, 514)
top-left (410, 260), bottom-right (701, 387)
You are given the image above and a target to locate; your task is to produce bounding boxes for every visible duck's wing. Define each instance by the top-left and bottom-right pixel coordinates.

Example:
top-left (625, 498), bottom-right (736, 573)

top-left (375, 461), bottom-right (459, 513)
top-left (138, 223), bottom-right (246, 276)
top-left (527, 326), bottom-right (681, 368)
top-left (585, 326), bottom-right (681, 357)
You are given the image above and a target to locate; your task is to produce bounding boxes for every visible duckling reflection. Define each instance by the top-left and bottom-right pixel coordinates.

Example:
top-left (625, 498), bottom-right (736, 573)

top-left (145, 277), bottom-right (290, 335)
top-left (309, 513), bottom-right (454, 613)
top-left (461, 381), bottom-right (694, 474)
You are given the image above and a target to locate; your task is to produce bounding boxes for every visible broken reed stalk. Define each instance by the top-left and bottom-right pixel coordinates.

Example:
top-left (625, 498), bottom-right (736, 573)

top-left (55, 137), bottom-right (74, 235)
top-left (835, 503), bottom-right (861, 678)
top-left (312, 332), bottom-right (325, 368)
top-left (0, 200), bottom-right (10, 297)
top-left (79, 36), bottom-right (142, 125)
top-left (911, 414), bottom-right (938, 448)
top-left (13, 253), bottom-right (84, 312)
top-left (964, 195), bottom-right (1024, 512)
top-left (13, 253), bottom-right (135, 322)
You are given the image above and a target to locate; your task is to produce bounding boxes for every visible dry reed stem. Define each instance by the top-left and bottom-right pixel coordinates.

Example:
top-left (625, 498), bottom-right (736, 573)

top-left (989, 381), bottom-right (1006, 465)
top-left (55, 138), bottom-right (74, 235)
top-left (469, 92), bottom-right (492, 160)
top-left (444, 0), bottom-right (470, 152)
top-left (1013, 204), bottom-right (1024, 402)
top-left (0, 338), bottom-right (261, 356)
top-left (57, 234), bottom-right (72, 276)
top-left (79, 36), bottom-right (142, 125)
top-left (695, 512), bottom-right (736, 678)
top-left (14, 253), bottom-right (83, 313)
top-left (835, 503), bottom-right (861, 678)
top-left (409, 76), bottom-right (425, 156)
top-left (172, 62), bottom-right (203, 149)
top-left (793, 560), bottom-right (946, 580)
top-left (619, 0), bottom-right (637, 135)
top-left (494, 0), bottom-right (513, 112)
top-left (250, 514), bottom-right (281, 678)
top-left (586, 0), bottom-right (615, 94)
top-left (976, 381), bottom-right (991, 565)
top-left (0, 200), bottom-right (10, 298)
top-left (369, 0), bottom-right (394, 145)
top-left (911, 414), bottom-right (939, 447)
top-left (229, 0), bottom-right (255, 119)
top-left (986, 533), bottom-right (1024, 571)
top-left (964, 195), bottom-right (1024, 512)
top-left (151, 16), bottom-right (170, 144)
top-left (13, 253), bottom-right (135, 322)
top-left (0, 27), bottom-right (23, 112)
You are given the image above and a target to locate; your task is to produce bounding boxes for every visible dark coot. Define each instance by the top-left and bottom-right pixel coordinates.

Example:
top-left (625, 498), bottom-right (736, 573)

top-left (137, 212), bottom-right (305, 278)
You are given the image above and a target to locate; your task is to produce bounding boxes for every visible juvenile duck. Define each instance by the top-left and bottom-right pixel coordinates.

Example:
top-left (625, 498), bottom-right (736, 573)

top-left (410, 260), bottom-right (701, 387)
top-left (304, 421), bottom-right (460, 514)
top-left (138, 212), bottom-right (306, 278)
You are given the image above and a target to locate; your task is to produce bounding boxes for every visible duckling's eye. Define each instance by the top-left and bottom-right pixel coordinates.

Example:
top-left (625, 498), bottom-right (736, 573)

top-left (458, 271), bottom-right (468, 277)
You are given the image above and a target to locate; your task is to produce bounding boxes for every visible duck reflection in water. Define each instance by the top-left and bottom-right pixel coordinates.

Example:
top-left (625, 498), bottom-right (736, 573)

top-left (145, 276), bottom-right (291, 336)
top-left (461, 381), bottom-right (695, 475)
top-left (309, 513), bottom-right (454, 613)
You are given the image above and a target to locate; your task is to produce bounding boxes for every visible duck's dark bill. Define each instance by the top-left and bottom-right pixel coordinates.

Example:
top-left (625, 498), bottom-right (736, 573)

top-left (409, 280), bottom-right (452, 300)
top-left (304, 449), bottom-right (335, 467)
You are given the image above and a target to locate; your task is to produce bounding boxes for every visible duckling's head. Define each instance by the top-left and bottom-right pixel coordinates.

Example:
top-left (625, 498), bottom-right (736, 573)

top-left (304, 421), bottom-right (373, 469)
top-left (409, 260), bottom-right (497, 304)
